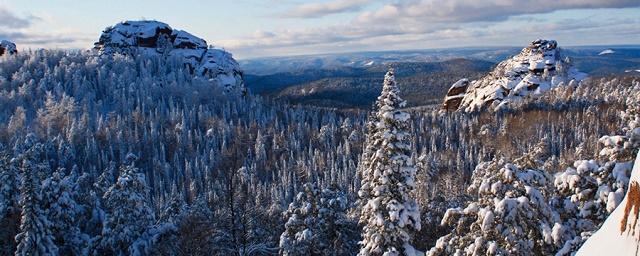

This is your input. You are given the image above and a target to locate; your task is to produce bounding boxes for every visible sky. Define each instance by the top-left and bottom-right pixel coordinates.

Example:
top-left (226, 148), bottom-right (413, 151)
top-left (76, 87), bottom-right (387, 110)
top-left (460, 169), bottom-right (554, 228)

top-left (1, 0), bottom-right (639, 59)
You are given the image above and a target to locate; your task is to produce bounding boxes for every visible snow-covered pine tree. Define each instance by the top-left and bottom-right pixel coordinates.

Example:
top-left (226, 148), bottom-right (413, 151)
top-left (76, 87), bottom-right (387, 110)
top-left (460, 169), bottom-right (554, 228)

top-left (99, 155), bottom-right (155, 255)
top-left (75, 171), bottom-right (106, 240)
top-left (0, 149), bottom-right (19, 219)
top-left (359, 68), bottom-right (421, 256)
top-left (94, 161), bottom-right (118, 198)
top-left (14, 142), bottom-right (59, 256)
top-left (158, 185), bottom-right (187, 224)
top-left (551, 158), bottom-right (630, 254)
top-left (317, 184), bottom-right (358, 255)
top-left (356, 92), bottom-right (383, 216)
top-left (279, 183), bottom-right (320, 256)
top-left (428, 141), bottom-right (560, 256)
top-left (552, 91), bottom-right (639, 254)
top-left (0, 149), bottom-right (20, 254)
top-left (280, 182), bottom-right (356, 255)
top-left (41, 169), bottom-right (88, 255)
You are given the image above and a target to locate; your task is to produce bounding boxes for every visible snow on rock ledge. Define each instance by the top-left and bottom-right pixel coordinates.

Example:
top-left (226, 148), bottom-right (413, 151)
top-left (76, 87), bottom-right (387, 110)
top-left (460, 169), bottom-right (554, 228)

top-left (442, 78), bottom-right (470, 110)
top-left (94, 20), bottom-right (246, 95)
top-left (452, 39), bottom-right (586, 112)
top-left (577, 151), bottom-right (640, 256)
top-left (0, 40), bottom-right (17, 56)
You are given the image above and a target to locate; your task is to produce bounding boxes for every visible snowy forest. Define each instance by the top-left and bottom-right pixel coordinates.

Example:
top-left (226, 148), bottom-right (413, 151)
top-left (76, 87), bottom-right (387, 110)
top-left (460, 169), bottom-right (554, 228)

top-left (0, 20), bottom-right (639, 256)
top-left (0, 48), bottom-right (638, 255)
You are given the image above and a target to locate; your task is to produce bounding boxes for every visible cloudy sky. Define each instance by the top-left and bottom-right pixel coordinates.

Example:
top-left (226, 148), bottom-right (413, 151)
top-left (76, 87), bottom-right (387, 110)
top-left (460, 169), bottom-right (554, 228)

top-left (2, 0), bottom-right (640, 59)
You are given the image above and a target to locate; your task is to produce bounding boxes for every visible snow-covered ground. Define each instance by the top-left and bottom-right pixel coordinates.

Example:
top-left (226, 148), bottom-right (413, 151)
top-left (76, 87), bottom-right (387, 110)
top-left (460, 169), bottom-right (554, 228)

top-left (577, 151), bottom-right (640, 256)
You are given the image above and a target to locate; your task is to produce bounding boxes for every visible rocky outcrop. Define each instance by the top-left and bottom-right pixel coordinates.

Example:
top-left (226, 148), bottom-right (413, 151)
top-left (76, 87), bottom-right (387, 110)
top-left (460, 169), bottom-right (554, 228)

top-left (452, 39), bottom-right (586, 112)
top-left (0, 40), bottom-right (17, 56)
top-left (442, 78), bottom-right (469, 110)
top-left (95, 20), bottom-right (246, 95)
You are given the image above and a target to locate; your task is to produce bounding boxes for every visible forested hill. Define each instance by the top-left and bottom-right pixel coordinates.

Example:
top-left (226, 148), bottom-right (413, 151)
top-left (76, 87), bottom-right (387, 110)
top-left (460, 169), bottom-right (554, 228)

top-left (245, 58), bottom-right (495, 108)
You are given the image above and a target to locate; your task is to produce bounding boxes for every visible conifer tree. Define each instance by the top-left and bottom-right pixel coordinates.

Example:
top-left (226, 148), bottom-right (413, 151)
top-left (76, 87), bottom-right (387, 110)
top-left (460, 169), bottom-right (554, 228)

top-left (15, 143), bottom-right (59, 256)
top-left (279, 183), bottom-right (320, 256)
top-left (0, 150), bottom-right (20, 254)
top-left (357, 72), bottom-right (384, 217)
top-left (41, 169), bottom-right (87, 255)
top-left (100, 155), bottom-right (154, 255)
top-left (359, 69), bottom-right (421, 256)
top-left (317, 184), bottom-right (358, 255)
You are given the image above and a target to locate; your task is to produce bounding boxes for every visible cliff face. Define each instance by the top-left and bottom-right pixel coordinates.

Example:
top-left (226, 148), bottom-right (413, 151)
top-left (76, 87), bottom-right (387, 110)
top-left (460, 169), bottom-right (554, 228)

top-left (95, 20), bottom-right (246, 95)
top-left (442, 78), bottom-right (469, 111)
top-left (445, 39), bottom-right (586, 112)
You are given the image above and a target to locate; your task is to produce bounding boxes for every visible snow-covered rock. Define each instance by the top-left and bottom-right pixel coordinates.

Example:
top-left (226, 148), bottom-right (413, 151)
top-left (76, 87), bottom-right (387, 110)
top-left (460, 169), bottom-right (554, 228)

top-left (0, 40), bottom-right (17, 56)
top-left (577, 151), bottom-right (640, 256)
top-left (442, 78), bottom-right (470, 110)
top-left (453, 39), bottom-right (586, 112)
top-left (94, 20), bottom-right (246, 95)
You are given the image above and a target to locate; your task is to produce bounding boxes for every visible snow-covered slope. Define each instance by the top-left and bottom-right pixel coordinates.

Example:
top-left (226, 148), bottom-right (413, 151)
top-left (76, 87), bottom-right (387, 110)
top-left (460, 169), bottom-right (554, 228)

top-left (95, 20), bottom-right (246, 95)
top-left (0, 40), bottom-right (17, 56)
top-left (449, 39), bottom-right (586, 112)
top-left (577, 151), bottom-right (640, 256)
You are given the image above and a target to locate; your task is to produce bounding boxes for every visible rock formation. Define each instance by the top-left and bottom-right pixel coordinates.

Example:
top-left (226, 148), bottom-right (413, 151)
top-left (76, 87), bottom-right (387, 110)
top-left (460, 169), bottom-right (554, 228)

top-left (447, 39), bottom-right (586, 112)
top-left (442, 78), bottom-right (469, 110)
top-left (0, 40), bottom-right (17, 56)
top-left (95, 20), bottom-right (246, 95)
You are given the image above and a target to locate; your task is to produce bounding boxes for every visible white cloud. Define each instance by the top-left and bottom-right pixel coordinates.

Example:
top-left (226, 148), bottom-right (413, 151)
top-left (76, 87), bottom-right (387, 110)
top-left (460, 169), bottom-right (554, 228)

top-left (222, 0), bottom-right (640, 57)
top-left (0, 7), bottom-right (94, 50)
top-left (222, 12), bottom-right (640, 58)
top-left (0, 6), bottom-right (38, 29)
top-left (357, 0), bottom-right (640, 23)
top-left (282, 0), bottom-right (372, 18)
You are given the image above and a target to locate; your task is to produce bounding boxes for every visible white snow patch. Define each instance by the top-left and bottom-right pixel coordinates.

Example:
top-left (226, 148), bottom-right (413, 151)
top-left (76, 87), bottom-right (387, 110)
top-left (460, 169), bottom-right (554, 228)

top-left (598, 49), bottom-right (615, 55)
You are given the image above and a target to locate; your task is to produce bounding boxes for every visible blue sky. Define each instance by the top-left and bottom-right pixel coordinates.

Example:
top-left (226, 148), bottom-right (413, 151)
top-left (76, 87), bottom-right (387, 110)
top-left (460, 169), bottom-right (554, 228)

top-left (1, 0), bottom-right (639, 59)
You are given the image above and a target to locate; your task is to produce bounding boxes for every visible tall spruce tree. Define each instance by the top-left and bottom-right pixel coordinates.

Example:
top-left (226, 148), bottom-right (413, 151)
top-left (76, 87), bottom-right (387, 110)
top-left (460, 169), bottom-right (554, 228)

top-left (357, 101), bottom-right (381, 217)
top-left (15, 142), bottom-right (59, 256)
top-left (358, 69), bottom-right (421, 256)
top-left (0, 150), bottom-right (20, 254)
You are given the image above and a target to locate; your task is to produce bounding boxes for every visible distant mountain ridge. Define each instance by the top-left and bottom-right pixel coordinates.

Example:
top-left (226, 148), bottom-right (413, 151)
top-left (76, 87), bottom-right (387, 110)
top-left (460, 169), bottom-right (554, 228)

top-left (240, 45), bottom-right (640, 76)
top-left (246, 58), bottom-right (494, 108)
